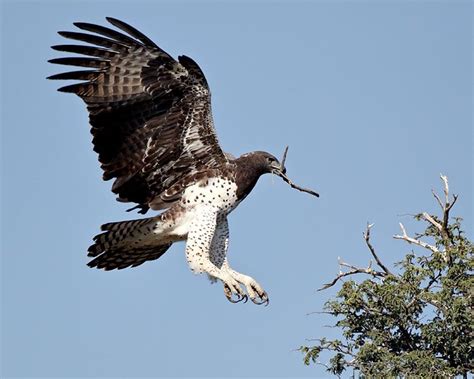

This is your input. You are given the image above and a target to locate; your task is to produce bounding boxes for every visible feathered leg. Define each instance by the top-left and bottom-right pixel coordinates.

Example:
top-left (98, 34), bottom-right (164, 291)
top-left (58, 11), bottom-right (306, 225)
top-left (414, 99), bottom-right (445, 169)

top-left (209, 216), bottom-right (269, 305)
top-left (185, 209), bottom-right (247, 303)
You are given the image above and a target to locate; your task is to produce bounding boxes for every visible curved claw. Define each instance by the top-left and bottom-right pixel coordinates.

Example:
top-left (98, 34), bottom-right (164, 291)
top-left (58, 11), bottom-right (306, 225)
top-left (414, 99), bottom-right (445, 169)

top-left (250, 286), bottom-right (269, 306)
top-left (251, 296), bottom-right (269, 306)
top-left (227, 295), bottom-right (244, 303)
top-left (224, 284), bottom-right (248, 304)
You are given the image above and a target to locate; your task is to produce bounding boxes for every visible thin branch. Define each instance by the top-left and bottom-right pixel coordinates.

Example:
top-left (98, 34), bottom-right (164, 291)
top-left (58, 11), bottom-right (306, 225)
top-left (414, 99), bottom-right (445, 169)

top-left (279, 146), bottom-right (319, 197)
top-left (446, 194), bottom-right (458, 213)
top-left (442, 194), bottom-right (458, 242)
top-left (433, 175), bottom-right (458, 245)
top-left (304, 339), bottom-right (356, 357)
top-left (424, 271), bottom-right (442, 292)
top-left (364, 223), bottom-right (393, 276)
top-left (431, 189), bottom-right (444, 211)
top-left (393, 223), bottom-right (439, 253)
top-left (281, 174), bottom-right (320, 197)
top-left (306, 311), bottom-right (336, 316)
top-left (318, 258), bottom-right (385, 291)
top-left (281, 145), bottom-right (289, 167)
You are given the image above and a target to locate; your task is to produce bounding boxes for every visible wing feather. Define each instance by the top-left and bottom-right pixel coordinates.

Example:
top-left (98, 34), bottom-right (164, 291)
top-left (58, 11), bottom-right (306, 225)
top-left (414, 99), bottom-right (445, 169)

top-left (106, 17), bottom-right (159, 48)
top-left (57, 31), bottom-right (128, 51)
top-left (73, 22), bottom-right (143, 47)
top-left (48, 57), bottom-right (109, 68)
top-left (47, 70), bottom-right (99, 81)
top-left (51, 44), bottom-right (117, 58)
top-left (49, 18), bottom-right (228, 212)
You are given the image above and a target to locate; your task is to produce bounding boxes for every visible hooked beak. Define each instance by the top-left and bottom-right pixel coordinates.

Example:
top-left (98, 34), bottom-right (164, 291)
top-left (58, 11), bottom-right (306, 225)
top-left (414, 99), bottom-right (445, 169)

top-left (270, 162), bottom-right (287, 178)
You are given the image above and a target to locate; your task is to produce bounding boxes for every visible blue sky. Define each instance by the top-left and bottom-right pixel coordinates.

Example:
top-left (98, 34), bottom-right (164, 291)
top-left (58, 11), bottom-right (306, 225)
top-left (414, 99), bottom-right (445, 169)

top-left (1, 1), bottom-right (472, 378)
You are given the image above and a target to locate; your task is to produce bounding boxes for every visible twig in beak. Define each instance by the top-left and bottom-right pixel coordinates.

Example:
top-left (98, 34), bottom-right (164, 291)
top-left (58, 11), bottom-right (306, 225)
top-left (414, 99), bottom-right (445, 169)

top-left (278, 146), bottom-right (319, 197)
top-left (281, 145), bottom-right (289, 169)
top-left (281, 174), bottom-right (320, 197)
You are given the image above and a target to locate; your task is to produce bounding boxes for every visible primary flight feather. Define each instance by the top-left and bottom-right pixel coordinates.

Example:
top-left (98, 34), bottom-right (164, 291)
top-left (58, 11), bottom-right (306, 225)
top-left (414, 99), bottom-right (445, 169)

top-left (48, 17), bottom-right (318, 304)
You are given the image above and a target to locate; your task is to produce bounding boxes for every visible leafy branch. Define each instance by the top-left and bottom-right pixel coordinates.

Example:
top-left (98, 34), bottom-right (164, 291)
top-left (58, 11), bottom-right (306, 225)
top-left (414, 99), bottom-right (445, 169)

top-left (301, 175), bottom-right (473, 377)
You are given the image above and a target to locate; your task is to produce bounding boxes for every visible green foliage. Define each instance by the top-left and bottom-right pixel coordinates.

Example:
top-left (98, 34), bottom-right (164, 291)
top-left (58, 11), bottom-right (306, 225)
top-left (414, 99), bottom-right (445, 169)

top-left (301, 180), bottom-right (473, 377)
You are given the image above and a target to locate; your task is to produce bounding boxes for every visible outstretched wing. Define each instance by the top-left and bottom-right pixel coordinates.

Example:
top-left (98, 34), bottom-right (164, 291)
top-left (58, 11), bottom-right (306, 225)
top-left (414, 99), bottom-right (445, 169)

top-left (48, 17), bottom-right (228, 212)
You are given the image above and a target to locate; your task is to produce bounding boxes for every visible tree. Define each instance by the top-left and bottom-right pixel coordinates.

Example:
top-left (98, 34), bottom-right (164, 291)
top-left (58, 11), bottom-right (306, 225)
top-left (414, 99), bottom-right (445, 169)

top-left (300, 176), bottom-right (473, 377)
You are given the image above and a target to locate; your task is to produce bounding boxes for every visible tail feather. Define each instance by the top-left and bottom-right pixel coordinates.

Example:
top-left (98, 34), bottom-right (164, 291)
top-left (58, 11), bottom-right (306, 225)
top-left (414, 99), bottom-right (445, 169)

top-left (87, 244), bottom-right (172, 270)
top-left (100, 218), bottom-right (152, 232)
top-left (87, 216), bottom-right (172, 270)
top-left (88, 217), bottom-right (157, 257)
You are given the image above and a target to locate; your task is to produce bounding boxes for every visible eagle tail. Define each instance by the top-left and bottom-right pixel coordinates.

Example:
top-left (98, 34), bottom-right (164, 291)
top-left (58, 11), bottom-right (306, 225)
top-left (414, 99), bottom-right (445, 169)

top-left (87, 216), bottom-right (172, 270)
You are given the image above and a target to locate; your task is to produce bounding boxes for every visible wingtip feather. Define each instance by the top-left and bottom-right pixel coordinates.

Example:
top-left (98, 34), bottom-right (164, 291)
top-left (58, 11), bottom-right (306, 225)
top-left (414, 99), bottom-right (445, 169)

top-left (57, 83), bottom-right (83, 93)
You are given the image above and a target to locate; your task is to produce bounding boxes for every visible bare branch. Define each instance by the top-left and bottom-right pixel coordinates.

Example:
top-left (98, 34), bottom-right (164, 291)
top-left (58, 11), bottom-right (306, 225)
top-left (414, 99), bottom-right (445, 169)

top-left (437, 175), bottom-right (458, 245)
top-left (318, 258), bottom-right (385, 291)
top-left (440, 174), bottom-right (449, 203)
top-left (306, 310), bottom-right (336, 316)
top-left (281, 145), bottom-right (289, 167)
top-left (278, 146), bottom-right (319, 197)
top-left (364, 223), bottom-right (393, 276)
top-left (281, 174), bottom-right (320, 197)
top-left (422, 212), bottom-right (443, 231)
top-left (431, 189), bottom-right (444, 210)
top-left (393, 222), bottom-right (439, 253)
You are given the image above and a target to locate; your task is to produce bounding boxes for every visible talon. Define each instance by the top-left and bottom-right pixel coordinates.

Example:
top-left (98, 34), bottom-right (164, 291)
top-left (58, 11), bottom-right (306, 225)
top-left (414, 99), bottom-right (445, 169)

top-left (263, 296), bottom-right (270, 306)
top-left (250, 289), bottom-right (269, 305)
top-left (228, 296), bottom-right (242, 303)
top-left (224, 283), bottom-right (247, 304)
top-left (251, 297), bottom-right (269, 305)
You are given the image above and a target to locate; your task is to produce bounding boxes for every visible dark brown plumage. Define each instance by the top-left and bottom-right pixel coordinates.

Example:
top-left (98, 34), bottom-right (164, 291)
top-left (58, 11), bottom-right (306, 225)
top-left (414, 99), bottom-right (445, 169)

top-left (48, 18), bottom-right (317, 303)
top-left (49, 17), bottom-right (228, 214)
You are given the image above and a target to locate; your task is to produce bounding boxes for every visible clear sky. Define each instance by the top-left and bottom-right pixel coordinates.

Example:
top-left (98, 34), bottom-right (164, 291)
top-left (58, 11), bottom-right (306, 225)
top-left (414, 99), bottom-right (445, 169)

top-left (1, 1), bottom-right (472, 378)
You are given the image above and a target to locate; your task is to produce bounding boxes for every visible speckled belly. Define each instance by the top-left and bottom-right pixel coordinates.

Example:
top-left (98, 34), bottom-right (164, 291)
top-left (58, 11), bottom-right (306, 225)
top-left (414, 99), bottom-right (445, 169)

top-left (154, 177), bottom-right (240, 239)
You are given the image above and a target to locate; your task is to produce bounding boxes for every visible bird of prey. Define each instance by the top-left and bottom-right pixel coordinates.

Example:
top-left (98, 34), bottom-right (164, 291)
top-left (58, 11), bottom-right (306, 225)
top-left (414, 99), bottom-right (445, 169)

top-left (48, 17), bottom-right (318, 305)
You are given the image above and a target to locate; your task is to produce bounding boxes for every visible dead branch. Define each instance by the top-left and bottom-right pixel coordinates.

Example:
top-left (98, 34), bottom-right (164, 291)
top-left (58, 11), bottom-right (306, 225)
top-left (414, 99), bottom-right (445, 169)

top-left (306, 310), bottom-right (336, 316)
top-left (436, 174), bottom-right (458, 244)
top-left (421, 212), bottom-right (443, 232)
top-left (319, 176), bottom-right (458, 292)
top-left (432, 189), bottom-right (444, 211)
top-left (393, 222), bottom-right (439, 253)
top-left (393, 175), bottom-right (458, 263)
top-left (423, 174), bottom-right (458, 246)
top-left (364, 223), bottom-right (393, 276)
top-left (279, 146), bottom-right (320, 197)
top-left (318, 257), bottom-right (385, 291)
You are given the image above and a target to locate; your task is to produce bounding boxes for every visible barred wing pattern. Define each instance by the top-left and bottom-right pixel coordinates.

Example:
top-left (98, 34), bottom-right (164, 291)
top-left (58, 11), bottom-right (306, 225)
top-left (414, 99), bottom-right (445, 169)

top-left (48, 17), bottom-right (228, 211)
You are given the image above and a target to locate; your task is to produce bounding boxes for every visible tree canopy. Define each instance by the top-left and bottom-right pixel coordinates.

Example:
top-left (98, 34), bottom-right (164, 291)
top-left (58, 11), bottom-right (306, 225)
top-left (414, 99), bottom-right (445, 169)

top-left (301, 176), bottom-right (473, 377)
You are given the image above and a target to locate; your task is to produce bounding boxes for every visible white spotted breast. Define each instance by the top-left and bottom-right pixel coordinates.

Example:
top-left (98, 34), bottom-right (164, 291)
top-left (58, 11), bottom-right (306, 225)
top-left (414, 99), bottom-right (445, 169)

top-left (180, 177), bottom-right (239, 214)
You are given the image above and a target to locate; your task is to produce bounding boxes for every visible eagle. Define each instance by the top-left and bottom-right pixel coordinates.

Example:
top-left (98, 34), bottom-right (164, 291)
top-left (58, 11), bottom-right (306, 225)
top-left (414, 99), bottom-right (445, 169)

top-left (48, 17), bottom-right (318, 305)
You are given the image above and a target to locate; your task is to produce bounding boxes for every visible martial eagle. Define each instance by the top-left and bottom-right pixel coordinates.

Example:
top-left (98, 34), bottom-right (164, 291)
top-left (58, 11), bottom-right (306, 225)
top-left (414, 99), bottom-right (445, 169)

top-left (48, 17), bottom-right (318, 305)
